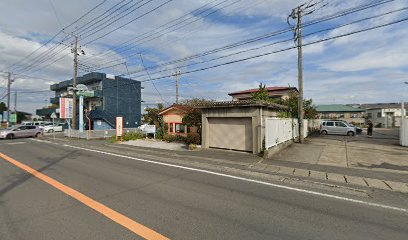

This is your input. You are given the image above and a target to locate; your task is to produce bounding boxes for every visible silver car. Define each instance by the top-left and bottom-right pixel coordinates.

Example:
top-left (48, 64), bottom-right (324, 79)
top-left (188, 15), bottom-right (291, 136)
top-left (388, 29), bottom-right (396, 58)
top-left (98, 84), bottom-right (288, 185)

top-left (0, 125), bottom-right (43, 139)
top-left (320, 120), bottom-right (356, 136)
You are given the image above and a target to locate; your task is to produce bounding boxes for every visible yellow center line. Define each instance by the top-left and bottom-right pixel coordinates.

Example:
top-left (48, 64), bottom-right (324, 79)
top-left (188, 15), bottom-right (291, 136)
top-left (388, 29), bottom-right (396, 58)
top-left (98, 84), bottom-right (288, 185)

top-left (0, 152), bottom-right (170, 240)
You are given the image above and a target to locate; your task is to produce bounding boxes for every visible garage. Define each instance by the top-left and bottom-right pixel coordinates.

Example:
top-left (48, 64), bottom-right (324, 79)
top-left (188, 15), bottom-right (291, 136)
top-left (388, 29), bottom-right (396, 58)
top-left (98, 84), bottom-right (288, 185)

top-left (199, 101), bottom-right (287, 154)
top-left (208, 117), bottom-right (253, 152)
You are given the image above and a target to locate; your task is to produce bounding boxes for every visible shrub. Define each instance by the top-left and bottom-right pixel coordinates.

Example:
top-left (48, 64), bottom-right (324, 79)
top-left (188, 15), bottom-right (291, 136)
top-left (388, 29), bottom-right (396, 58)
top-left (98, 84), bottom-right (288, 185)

top-left (163, 134), bottom-right (187, 143)
top-left (163, 134), bottom-right (176, 142)
top-left (113, 131), bottom-right (145, 142)
top-left (186, 133), bottom-right (201, 145)
top-left (188, 144), bottom-right (197, 150)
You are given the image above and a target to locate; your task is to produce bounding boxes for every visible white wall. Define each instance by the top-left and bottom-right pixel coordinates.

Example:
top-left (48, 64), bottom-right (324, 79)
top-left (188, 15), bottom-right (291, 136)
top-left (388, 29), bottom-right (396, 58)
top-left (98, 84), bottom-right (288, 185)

top-left (265, 118), bottom-right (308, 148)
top-left (400, 118), bottom-right (408, 147)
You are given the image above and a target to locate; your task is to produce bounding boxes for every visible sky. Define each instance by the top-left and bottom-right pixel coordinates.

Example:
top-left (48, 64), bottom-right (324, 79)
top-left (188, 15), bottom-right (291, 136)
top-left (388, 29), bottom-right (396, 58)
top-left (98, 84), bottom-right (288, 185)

top-left (0, 0), bottom-right (407, 114)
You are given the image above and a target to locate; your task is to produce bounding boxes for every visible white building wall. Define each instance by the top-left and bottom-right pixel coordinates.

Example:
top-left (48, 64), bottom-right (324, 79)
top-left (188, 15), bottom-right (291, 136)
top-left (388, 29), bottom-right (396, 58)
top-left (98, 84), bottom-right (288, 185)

top-left (265, 118), bottom-right (308, 148)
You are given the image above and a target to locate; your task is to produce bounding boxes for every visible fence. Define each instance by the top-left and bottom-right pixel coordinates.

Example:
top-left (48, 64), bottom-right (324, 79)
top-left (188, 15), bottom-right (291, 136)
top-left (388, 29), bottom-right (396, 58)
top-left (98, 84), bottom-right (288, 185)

top-left (64, 128), bottom-right (142, 139)
top-left (400, 117), bottom-right (408, 147)
top-left (265, 118), bottom-right (308, 149)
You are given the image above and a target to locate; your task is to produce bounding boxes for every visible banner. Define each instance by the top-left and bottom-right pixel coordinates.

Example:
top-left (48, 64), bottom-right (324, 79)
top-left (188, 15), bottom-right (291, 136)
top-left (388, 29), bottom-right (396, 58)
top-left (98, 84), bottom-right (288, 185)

top-left (59, 98), bottom-right (73, 119)
top-left (116, 117), bottom-right (123, 137)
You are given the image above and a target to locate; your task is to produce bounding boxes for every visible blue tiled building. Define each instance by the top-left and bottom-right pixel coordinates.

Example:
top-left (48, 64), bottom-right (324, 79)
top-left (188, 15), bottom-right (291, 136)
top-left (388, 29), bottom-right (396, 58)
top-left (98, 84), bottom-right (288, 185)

top-left (36, 72), bottom-right (141, 130)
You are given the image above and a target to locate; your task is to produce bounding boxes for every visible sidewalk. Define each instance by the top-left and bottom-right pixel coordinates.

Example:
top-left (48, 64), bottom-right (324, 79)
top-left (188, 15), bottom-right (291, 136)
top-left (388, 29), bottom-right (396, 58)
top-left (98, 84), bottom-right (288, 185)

top-left (43, 136), bottom-right (408, 194)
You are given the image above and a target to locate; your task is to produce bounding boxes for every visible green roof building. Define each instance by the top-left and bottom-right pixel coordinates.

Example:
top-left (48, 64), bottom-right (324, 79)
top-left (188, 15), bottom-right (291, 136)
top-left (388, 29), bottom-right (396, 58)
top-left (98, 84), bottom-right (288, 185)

top-left (316, 104), bottom-right (365, 124)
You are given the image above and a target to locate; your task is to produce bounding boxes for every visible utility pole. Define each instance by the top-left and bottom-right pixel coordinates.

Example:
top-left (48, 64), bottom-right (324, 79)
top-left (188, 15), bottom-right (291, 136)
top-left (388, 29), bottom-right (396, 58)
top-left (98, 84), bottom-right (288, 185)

top-left (289, 6), bottom-right (305, 143)
top-left (72, 35), bottom-right (78, 129)
top-left (6, 72), bottom-right (11, 127)
top-left (174, 70), bottom-right (180, 104)
top-left (296, 6), bottom-right (304, 144)
top-left (289, 1), bottom-right (326, 143)
top-left (14, 91), bottom-right (17, 113)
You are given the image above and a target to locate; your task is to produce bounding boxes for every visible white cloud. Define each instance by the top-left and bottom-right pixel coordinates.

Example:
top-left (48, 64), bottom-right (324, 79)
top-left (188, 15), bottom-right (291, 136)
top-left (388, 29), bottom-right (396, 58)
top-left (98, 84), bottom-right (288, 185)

top-left (0, 0), bottom-right (408, 114)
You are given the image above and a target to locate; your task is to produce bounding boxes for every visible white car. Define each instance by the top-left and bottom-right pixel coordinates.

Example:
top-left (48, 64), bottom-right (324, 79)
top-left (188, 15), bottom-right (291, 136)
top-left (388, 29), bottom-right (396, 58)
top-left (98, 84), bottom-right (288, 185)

top-left (43, 123), bottom-right (64, 133)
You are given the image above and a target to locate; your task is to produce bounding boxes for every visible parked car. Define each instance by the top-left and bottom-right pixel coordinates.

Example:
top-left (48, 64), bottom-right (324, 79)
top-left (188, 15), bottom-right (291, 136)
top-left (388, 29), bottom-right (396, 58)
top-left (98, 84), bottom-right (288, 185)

top-left (43, 123), bottom-right (64, 133)
top-left (0, 125), bottom-right (43, 139)
top-left (39, 122), bottom-right (54, 130)
top-left (21, 121), bottom-right (52, 127)
top-left (348, 123), bottom-right (362, 134)
top-left (320, 120), bottom-right (357, 136)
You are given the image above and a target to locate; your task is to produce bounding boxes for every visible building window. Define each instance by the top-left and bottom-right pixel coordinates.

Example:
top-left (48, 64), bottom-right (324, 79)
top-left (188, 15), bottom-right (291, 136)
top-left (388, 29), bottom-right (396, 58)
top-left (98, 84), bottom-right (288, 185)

top-left (175, 123), bottom-right (185, 133)
top-left (367, 113), bottom-right (372, 118)
top-left (169, 123), bottom-right (173, 133)
top-left (377, 112), bottom-right (382, 118)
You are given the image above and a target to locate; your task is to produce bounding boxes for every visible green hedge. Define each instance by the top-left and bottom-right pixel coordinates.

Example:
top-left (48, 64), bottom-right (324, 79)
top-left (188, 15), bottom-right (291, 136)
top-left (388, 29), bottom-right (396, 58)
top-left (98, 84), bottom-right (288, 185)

top-left (112, 132), bottom-right (145, 142)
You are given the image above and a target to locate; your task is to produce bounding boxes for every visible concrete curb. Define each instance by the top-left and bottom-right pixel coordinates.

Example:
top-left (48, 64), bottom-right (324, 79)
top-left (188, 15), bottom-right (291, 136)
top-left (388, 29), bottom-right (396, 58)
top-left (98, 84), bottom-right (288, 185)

top-left (253, 163), bottom-right (408, 194)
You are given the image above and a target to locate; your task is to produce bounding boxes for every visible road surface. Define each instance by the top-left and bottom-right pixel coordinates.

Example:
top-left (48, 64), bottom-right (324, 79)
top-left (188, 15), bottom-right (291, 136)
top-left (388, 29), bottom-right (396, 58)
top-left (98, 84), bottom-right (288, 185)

top-left (0, 138), bottom-right (407, 240)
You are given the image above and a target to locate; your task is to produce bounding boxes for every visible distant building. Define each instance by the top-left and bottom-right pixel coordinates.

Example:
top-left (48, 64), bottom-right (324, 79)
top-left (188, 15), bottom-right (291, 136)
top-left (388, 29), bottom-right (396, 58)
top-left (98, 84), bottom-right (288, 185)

top-left (228, 86), bottom-right (298, 101)
top-left (316, 104), bottom-right (365, 124)
top-left (36, 72), bottom-right (141, 130)
top-left (358, 103), bottom-right (408, 128)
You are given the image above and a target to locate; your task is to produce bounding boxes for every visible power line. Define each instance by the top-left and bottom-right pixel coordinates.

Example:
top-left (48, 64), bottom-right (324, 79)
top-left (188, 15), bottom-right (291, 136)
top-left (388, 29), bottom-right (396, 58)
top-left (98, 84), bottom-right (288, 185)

top-left (96, 15), bottom-right (408, 92)
top-left (6, 0), bottom-right (109, 73)
top-left (82, 0), bottom-right (174, 46)
top-left (80, 0), bottom-right (239, 66)
top-left (130, 6), bottom-right (408, 79)
top-left (139, 54), bottom-right (169, 105)
top-left (79, 0), bottom-right (395, 72)
top-left (97, 0), bottom-right (396, 76)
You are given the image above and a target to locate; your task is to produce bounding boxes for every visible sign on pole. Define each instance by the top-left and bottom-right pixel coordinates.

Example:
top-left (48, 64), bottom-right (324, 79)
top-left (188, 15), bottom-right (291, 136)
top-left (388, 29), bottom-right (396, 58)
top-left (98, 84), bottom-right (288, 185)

top-left (51, 112), bottom-right (57, 140)
top-left (79, 95), bottom-right (84, 133)
top-left (9, 113), bottom-right (17, 123)
top-left (116, 116), bottom-right (123, 141)
top-left (59, 98), bottom-right (73, 119)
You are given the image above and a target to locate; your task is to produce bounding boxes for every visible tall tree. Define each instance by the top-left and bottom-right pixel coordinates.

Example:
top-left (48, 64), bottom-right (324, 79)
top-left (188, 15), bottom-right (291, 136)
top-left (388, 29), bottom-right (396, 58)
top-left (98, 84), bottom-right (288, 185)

top-left (279, 90), bottom-right (317, 119)
top-left (142, 103), bottom-right (164, 125)
top-left (251, 83), bottom-right (270, 102)
top-left (250, 85), bottom-right (317, 119)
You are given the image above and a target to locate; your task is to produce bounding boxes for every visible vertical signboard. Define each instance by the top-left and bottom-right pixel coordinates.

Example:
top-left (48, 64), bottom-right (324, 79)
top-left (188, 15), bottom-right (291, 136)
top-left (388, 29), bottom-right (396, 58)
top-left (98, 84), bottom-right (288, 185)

top-left (9, 113), bottom-right (17, 123)
top-left (2, 111), bottom-right (8, 122)
top-left (59, 98), bottom-right (73, 119)
top-left (116, 116), bottom-right (123, 141)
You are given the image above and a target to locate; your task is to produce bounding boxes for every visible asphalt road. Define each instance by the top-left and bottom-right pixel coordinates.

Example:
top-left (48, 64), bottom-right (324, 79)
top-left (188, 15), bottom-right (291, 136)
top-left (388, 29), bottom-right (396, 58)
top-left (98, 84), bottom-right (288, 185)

top-left (0, 138), bottom-right (407, 240)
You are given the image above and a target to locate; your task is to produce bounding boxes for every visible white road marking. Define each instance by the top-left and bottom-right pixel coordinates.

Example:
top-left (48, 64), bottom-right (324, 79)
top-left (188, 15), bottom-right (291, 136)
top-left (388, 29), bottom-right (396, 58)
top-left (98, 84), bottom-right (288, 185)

top-left (31, 139), bottom-right (408, 214)
top-left (5, 142), bottom-right (26, 145)
top-left (62, 144), bottom-right (408, 214)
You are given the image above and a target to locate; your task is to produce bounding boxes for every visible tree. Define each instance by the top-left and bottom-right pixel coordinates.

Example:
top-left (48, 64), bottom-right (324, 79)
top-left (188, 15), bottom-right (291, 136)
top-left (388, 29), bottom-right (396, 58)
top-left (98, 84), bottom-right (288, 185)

top-left (279, 90), bottom-right (317, 119)
top-left (251, 84), bottom-right (317, 119)
top-left (180, 98), bottom-right (214, 133)
top-left (251, 83), bottom-right (271, 102)
top-left (142, 103), bottom-right (164, 125)
top-left (0, 102), bottom-right (7, 113)
top-left (142, 103), bottom-right (165, 139)
top-left (182, 108), bottom-right (202, 132)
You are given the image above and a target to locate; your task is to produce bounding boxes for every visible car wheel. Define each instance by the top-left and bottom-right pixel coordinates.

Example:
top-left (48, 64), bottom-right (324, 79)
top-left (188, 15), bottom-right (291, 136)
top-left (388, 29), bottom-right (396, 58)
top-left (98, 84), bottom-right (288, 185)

top-left (6, 134), bottom-right (14, 139)
top-left (35, 133), bottom-right (40, 138)
top-left (347, 131), bottom-right (355, 136)
top-left (48, 129), bottom-right (54, 133)
top-left (321, 130), bottom-right (327, 135)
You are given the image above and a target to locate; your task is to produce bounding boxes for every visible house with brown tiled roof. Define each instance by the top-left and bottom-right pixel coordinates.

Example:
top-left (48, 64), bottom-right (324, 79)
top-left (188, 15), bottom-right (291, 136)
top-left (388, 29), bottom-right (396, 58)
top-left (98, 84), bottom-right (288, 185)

top-left (228, 86), bottom-right (298, 101)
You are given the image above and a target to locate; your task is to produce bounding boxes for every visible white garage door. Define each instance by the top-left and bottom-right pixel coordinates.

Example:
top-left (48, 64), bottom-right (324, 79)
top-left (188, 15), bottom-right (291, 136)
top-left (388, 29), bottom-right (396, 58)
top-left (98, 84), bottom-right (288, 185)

top-left (208, 117), bottom-right (252, 152)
